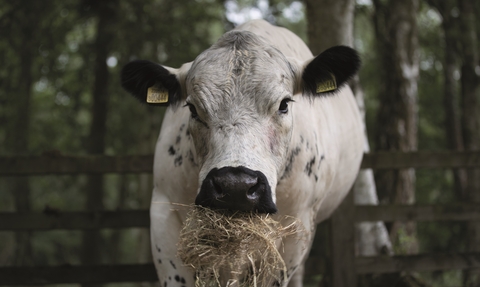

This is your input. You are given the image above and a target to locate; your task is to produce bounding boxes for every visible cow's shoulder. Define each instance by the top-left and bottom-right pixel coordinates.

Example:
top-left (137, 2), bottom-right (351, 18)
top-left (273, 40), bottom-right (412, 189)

top-left (153, 108), bottom-right (199, 205)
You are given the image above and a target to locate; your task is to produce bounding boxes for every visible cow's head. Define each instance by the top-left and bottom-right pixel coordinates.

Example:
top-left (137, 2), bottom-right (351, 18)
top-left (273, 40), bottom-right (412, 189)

top-left (121, 31), bottom-right (360, 214)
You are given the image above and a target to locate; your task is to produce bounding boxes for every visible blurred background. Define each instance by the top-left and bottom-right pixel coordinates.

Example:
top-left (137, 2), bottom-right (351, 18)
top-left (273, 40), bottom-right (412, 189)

top-left (0, 0), bottom-right (479, 286)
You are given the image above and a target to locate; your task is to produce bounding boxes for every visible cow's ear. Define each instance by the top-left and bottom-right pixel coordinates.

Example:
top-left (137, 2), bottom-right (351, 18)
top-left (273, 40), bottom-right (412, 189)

top-left (301, 46), bottom-right (361, 95)
top-left (121, 60), bottom-right (185, 106)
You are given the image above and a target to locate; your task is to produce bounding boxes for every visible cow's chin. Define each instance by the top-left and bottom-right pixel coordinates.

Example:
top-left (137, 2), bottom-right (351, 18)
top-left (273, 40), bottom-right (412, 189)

top-left (177, 206), bottom-right (305, 287)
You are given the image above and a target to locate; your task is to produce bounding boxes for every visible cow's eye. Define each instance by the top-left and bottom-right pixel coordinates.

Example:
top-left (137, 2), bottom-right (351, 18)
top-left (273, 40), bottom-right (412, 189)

top-left (278, 98), bottom-right (293, 114)
top-left (185, 103), bottom-right (199, 120)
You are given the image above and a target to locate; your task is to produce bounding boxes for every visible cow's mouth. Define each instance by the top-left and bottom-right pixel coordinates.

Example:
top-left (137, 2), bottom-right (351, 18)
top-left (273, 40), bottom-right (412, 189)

top-left (177, 206), bottom-right (302, 287)
top-left (195, 166), bottom-right (277, 213)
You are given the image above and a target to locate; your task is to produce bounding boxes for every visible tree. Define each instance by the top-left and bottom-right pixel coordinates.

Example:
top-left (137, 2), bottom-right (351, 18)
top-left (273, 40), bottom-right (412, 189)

top-left (424, 0), bottom-right (480, 284)
top-left (305, 0), bottom-right (392, 254)
top-left (0, 0), bottom-right (37, 266)
top-left (367, 0), bottom-right (424, 286)
top-left (304, 0), bottom-right (354, 55)
top-left (457, 0), bottom-right (480, 284)
top-left (372, 0), bottom-right (420, 255)
top-left (426, 0), bottom-right (466, 200)
top-left (0, 0), bottom-right (225, 275)
top-left (79, 1), bottom-right (119, 276)
top-left (0, 0), bottom-right (74, 266)
top-left (304, 0), bottom-right (392, 286)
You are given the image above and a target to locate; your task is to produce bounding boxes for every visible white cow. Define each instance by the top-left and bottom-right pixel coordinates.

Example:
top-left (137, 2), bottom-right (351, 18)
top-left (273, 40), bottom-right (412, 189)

top-left (121, 19), bottom-right (363, 287)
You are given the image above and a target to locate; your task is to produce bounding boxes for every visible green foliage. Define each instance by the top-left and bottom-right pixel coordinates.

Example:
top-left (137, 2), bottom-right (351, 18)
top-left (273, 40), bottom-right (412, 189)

top-left (0, 1), bottom-right (475, 286)
top-left (0, 0), bottom-right (227, 270)
top-left (356, 2), bottom-right (466, 286)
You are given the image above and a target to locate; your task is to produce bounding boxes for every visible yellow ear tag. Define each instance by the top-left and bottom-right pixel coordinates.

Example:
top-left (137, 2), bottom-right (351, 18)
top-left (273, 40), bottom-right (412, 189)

top-left (147, 86), bottom-right (169, 104)
top-left (316, 74), bottom-right (337, 93)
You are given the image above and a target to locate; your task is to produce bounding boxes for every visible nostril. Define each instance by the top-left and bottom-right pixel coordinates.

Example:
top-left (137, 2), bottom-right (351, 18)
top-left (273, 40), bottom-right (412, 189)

top-left (246, 190), bottom-right (258, 201)
top-left (212, 180), bottom-right (225, 199)
top-left (246, 183), bottom-right (261, 201)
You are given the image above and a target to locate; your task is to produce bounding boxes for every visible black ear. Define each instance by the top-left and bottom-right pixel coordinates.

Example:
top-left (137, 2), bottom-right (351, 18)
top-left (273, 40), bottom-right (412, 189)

top-left (120, 60), bottom-right (181, 106)
top-left (302, 46), bottom-right (361, 95)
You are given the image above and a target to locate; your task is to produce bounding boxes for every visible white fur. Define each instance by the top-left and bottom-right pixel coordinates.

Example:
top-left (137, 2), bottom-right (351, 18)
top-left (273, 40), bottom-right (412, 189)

top-left (149, 19), bottom-right (363, 287)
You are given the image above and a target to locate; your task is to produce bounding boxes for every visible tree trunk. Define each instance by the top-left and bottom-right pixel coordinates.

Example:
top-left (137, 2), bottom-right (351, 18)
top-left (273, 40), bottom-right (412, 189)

top-left (372, 0), bottom-right (420, 255)
top-left (304, 1), bottom-right (393, 285)
top-left (9, 47), bottom-right (34, 267)
top-left (441, 1), bottom-right (467, 200)
top-left (3, 3), bottom-right (39, 266)
top-left (305, 0), bottom-right (355, 55)
top-left (81, 1), bottom-right (118, 284)
top-left (457, 0), bottom-right (480, 285)
top-left (108, 175), bottom-right (128, 264)
top-left (305, 0), bottom-right (392, 257)
top-left (427, 0), bottom-right (467, 200)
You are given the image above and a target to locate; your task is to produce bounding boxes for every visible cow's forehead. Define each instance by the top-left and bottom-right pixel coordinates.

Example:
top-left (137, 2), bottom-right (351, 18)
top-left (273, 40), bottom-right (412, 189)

top-left (185, 31), bottom-right (295, 113)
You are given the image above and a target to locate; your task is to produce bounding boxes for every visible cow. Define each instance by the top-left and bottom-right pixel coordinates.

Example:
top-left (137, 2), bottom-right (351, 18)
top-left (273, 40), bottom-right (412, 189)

top-left (121, 19), bottom-right (363, 287)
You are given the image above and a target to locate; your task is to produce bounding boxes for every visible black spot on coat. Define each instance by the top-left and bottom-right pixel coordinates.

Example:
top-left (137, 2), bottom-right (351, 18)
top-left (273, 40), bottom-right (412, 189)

top-left (168, 146), bottom-right (175, 156)
top-left (174, 155), bottom-right (183, 167)
top-left (187, 150), bottom-right (197, 166)
top-left (280, 147), bottom-right (301, 180)
top-left (305, 157), bottom-right (316, 177)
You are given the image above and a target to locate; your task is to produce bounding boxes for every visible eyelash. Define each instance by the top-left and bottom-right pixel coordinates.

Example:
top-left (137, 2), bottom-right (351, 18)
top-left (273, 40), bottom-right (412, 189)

top-left (184, 103), bottom-right (197, 118)
top-left (279, 98), bottom-right (293, 114)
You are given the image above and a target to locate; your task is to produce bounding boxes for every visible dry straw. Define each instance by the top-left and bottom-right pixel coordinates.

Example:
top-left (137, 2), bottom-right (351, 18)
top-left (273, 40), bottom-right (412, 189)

top-left (177, 206), bottom-right (305, 287)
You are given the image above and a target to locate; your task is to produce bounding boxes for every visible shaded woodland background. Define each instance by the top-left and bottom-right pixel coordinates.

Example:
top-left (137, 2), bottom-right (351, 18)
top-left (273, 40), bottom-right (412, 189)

top-left (0, 0), bottom-right (479, 286)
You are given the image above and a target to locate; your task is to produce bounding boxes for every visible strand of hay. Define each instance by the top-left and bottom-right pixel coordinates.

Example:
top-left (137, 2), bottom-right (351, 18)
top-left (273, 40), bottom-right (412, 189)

top-left (177, 206), bottom-right (305, 287)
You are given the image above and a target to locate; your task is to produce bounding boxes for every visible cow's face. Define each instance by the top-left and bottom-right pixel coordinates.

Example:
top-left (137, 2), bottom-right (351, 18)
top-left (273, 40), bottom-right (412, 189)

top-left (121, 31), bottom-right (360, 213)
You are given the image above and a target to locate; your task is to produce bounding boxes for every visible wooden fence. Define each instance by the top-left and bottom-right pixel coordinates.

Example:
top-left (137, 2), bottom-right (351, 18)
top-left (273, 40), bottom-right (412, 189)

top-left (1, 151), bottom-right (480, 286)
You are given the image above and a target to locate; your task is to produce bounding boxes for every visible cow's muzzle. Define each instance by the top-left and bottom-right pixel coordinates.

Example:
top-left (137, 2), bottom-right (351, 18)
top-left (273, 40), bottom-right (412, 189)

top-left (195, 166), bottom-right (277, 213)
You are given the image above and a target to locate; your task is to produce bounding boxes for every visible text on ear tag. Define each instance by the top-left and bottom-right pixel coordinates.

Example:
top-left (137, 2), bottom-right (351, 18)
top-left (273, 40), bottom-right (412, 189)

top-left (147, 86), bottom-right (169, 103)
top-left (316, 74), bottom-right (337, 93)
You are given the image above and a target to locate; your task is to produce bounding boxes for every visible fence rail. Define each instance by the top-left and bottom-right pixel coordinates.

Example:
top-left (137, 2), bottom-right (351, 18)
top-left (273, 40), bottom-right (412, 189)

top-left (1, 151), bottom-right (480, 176)
top-left (3, 253), bottom-right (480, 285)
top-left (0, 264), bottom-right (157, 285)
top-left (2, 203), bottom-right (479, 231)
top-left (0, 155), bottom-right (153, 175)
top-left (0, 210), bottom-right (150, 230)
top-left (355, 203), bottom-right (480, 222)
top-left (360, 151), bottom-right (480, 169)
top-left (356, 253), bottom-right (480, 274)
top-left (1, 151), bottom-right (480, 286)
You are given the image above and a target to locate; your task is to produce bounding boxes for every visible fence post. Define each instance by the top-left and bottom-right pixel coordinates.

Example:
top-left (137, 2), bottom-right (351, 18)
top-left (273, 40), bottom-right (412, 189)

top-left (330, 187), bottom-right (356, 287)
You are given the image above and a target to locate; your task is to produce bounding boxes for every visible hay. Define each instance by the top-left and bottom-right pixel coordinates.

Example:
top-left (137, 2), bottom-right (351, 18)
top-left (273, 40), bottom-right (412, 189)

top-left (177, 206), bottom-right (305, 287)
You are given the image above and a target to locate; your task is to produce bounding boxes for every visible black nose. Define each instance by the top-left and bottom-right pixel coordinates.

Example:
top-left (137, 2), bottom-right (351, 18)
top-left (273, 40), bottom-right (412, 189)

top-left (195, 166), bottom-right (277, 213)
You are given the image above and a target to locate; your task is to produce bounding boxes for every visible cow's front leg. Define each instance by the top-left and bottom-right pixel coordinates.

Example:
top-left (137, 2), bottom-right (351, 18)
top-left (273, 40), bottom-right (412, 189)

top-left (281, 219), bottom-right (315, 287)
top-left (281, 239), bottom-right (310, 287)
top-left (150, 193), bottom-right (194, 287)
top-left (287, 264), bottom-right (304, 287)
